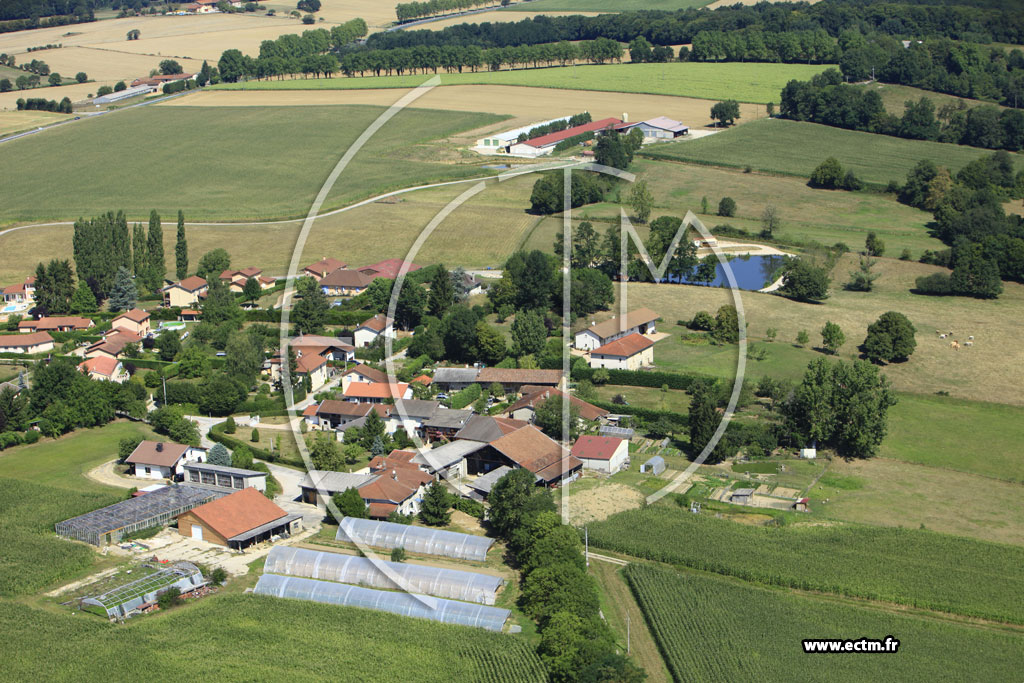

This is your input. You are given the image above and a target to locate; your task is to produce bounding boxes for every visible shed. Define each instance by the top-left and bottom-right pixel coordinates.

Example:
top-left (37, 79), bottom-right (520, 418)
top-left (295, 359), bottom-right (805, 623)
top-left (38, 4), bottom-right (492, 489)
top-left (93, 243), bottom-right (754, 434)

top-left (731, 488), bottom-right (755, 505)
top-left (176, 487), bottom-right (301, 549)
top-left (467, 465), bottom-right (513, 500)
top-left (640, 455), bottom-right (665, 475)
top-left (800, 447), bottom-right (817, 459)
top-left (794, 497), bottom-right (810, 512)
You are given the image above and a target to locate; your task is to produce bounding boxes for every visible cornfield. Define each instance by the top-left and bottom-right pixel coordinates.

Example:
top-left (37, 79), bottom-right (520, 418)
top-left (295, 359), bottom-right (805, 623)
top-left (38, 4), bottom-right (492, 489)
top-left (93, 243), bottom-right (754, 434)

top-left (590, 505), bottom-right (1024, 624)
top-left (625, 563), bottom-right (1023, 682)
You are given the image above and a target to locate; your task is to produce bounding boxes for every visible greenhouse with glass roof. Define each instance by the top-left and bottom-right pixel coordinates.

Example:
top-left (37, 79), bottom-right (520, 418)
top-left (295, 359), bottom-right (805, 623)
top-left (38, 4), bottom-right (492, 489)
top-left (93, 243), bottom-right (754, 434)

top-left (254, 574), bottom-right (510, 631)
top-left (335, 517), bottom-right (494, 562)
top-left (81, 562), bottom-right (206, 619)
top-left (263, 546), bottom-right (503, 604)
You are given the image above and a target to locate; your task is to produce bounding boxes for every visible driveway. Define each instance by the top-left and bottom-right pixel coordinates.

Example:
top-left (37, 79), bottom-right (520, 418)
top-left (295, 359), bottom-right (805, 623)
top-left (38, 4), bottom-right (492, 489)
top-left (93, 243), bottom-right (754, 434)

top-left (86, 459), bottom-right (137, 490)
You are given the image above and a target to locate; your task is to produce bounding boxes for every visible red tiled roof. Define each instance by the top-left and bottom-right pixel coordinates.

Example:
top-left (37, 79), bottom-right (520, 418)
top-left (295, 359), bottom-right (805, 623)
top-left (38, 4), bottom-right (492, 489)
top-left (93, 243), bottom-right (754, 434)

top-left (125, 440), bottom-right (189, 467)
top-left (302, 404), bottom-right (319, 417)
top-left (180, 309), bottom-right (200, 316)
top-left (78, 356), bottom-right (121, 377)
top-left (357, 314), bottom-right (391, 332)
top-left (367, 502), bottom-right (397, 518)
top-left (112, 308), bottom-right (150, 324)
top-left (296, 354), bottom-right (327, 373)
top-left (412, 374), bottom-right (432, 385)
top-left (219, 267), bottom-right (262, 281)
top-left (522, 118), bottom-right (622, 149)
top-left (592, 333), bottom-right (654, 358)
top-left (475, 368), bottom-right (561, 386)
top-left (0, 331), bottom-right (53, 348)
top-left (508, 388), bottom-right (609, 421)
top-left (344, 364), bottom-right (388, 383)
top-left (571, 435), bottom-right (625, 461)
top-left (173, 276), bottom-right (208, 292)
top-left (317, 400), bottom-right (372, 418)
top-left (358, 259), bottom-right (420, 281)
top-left (319, 268), bottom-right (373, 289)
top-left (305, 257), bottom-right (348, 277)
top-left (488, 425), bottom-right (581, 482)
top-left (185, 487), bottom-right (289, 540)
top-left (344, 382), bottom-right (409, 400)
top-left (18, 316), bottom-right (93, 332)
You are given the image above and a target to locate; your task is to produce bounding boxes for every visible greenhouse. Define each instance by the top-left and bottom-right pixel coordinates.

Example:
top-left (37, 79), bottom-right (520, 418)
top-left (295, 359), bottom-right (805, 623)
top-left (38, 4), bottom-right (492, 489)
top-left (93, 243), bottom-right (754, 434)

top-left (81, 562), bottom-right (206, 619)
top-left (335, 517), bottom-right (494, 562)
top-left (254, 574), bottom-right (510, 631)
top-left (55, 485), bottom-right (221, 546)
top-left (264, 546), bottom-right (504, 604)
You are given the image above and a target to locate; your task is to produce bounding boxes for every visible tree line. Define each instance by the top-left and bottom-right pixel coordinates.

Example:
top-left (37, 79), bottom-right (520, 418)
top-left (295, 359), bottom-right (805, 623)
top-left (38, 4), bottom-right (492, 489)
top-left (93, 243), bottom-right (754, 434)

top-left (781, 69), bottom-right (1024, 152)
top-left (395, 0), bottom-right (503, 24)
top-left (15, 96), bottom-right (72, 112)
top-left (217, 19), bottom-right (367, 82)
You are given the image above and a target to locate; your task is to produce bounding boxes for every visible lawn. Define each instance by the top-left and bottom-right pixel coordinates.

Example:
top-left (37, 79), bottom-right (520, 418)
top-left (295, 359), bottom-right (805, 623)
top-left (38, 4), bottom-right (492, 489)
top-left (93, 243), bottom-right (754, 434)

top-left (0, 104), bottom-right (505, 223)
top-left (644, 117), bottom-right (1024, 185)
top-left (212, 62), bottom-right (831, 103)
top-left (592, 384), bottom-right (691, 414)
top-left (882, 393), bottom-right (1024, 483)
top-left (626, 563), bottom-right (1024, 682)
top-left (0, 595), bottom-right (547, 681)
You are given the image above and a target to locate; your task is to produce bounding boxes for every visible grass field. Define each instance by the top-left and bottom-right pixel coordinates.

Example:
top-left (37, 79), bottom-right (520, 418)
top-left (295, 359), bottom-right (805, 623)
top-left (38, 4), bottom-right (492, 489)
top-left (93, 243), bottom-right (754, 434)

top-left (592, 384), bottom-right (691, 413)
top-left (626, 564), bottom-right (1023, 682)
top-left (12, 46), bottom-right (204, 84)
top-left (644, 118), bottom-right (1024, 184)
top-left (0, 104), bottom-right (504, 223)
top-left (0, 110), bottom-right (71, 136)
top-left (624, 257), bottom-right (1024, 406)
top-left (212, 62), bottom-right (830, 103)
top-left (589, 503), bottom-right (1024, 623)
top-left (0, 595), bottom-right (547, 681)
top-left (855, 82), bottom-right (1009, 117)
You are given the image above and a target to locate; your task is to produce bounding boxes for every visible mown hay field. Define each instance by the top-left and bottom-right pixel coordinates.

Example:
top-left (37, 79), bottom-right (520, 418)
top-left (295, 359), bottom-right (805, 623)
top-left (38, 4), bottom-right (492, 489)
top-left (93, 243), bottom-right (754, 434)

top-left (14, 46), bottom-right (203, 83)
top-left (165, 85), bottom-right (768, 129)
top-left (645, 117), bottom-right (1024, 184)
top-left (590, 504), bottom-right (1024, 623)
top-left (0, 80), bottom-right (114, 110)
top-left (0, 110), bottom-right (70, 135)
top-left (0, 595), bottom-right (547, 681)
top-left (626, 563), bottom-right (1023, 682)
top-left (212, 62), bottom-right (830, 103)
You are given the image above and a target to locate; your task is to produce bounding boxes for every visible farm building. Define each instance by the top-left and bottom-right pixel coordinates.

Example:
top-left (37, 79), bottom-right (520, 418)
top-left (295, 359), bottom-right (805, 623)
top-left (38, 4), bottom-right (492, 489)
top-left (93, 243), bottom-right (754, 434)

top-left (640, 455), bottom-right (665, 475)
top-left (571, 435), bottom-right (629, 474)
top-left (475, 367), bottom-right (562, 394)
top-left (456, 415), bottom-right (529, 444)
top-left (94, 84), bottom-right (156, 105)
top-left (509, 117), bottom-right (622, 157)
top-left (466, 424), bottom-right (582, 485)
top-left (264, 546), bottom-right (503, 605)
top-left (81, 562), bottom-right (206, 619)
top-left (432, 367), bottom-right (480, 392)
top-left (176, 487), bottom-right (302, 549)
top-left (589, 333), bottom-right (655, 370)
top-left (55, 485), bottom-right (219, 546)
top-left (414, 438), bottom-right (482, 479)
top-left (254, 574), bottom-right (510, 631)
top-left (182, 462), bottom-right (268, 493)
top-left (575, 308), bottom-right (659, 351)
top-left (467, 465), bottom-right (513, 500)
top-left (474, 115), bottom-right (573, 152)
top-left (336, 516), bottom-right (494, 562)
top-left (422, 408), bottom-right (474, 442)
top-left (618, 116), bottom-right (689, 139)
top-left (794, 497), bottom-right (810, 512)
top-left (124, 440), bottom-right (207, 480)
top-left (0, 331), bottom-right (54, 354)
top-left (731, 488), bottom-right (755, 505)
top-left (299, 470), bottom-right (377, 507)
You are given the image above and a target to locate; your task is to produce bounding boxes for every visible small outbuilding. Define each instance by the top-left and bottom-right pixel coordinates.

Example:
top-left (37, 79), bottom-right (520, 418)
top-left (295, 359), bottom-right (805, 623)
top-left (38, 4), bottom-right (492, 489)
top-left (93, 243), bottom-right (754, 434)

top-left (640, 455), bottom-right (665, 475)
top-left (731, 488), bottom-right (755, 505)
top-left (571, 435), bottom-right (628, 474)
top-left (794, 497), bottom-right (810, 512)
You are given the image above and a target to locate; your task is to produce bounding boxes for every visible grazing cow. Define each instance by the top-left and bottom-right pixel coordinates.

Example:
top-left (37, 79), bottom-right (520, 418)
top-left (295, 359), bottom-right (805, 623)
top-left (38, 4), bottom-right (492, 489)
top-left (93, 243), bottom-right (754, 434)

top-left (940, 334), bottom-right (947, 339)
top-left (951, 340), bottom-right (961, 350)
top-left (968, 335), bottom-right (974, 341)
top-left (965, 341), bottom-right (973, 347)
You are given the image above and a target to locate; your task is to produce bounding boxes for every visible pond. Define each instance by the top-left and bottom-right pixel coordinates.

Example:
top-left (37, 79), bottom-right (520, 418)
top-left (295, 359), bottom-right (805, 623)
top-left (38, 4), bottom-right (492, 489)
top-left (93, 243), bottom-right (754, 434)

top-left (663, 254), bottom-right (790, 291)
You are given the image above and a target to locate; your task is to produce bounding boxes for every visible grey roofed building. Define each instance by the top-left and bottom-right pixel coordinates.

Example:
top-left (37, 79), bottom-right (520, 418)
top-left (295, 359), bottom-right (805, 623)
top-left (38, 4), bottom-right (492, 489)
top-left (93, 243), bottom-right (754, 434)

top-left (467, 465), bottom-right (513, 498)
top-left (423, 408), bottom-right (474, 430)
top-left (414, 439), bottom-right (487, 475)
top-left (432, 367), bottom-right (480, 387)
top-left (731, 488), bottom-right (755, 504)
top-left (640, 455), bottom-right (665, 475)
top-left (391, 399), bottom-right (440, 419)
top-left (182, 462), bottom-right (268, 493)
top-left (455, 415), bottom-right (528, 444)
top-left (299, 470), bottom-right (377, 496)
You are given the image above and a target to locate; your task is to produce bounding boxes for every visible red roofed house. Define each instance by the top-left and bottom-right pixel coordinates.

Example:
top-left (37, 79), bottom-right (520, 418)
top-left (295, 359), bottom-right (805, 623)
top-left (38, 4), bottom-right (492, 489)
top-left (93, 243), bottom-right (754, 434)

top-left (85, 329), bottom-right (141, 360)
top-left (18, 316), bottom-right (93, 333)
top-left (411, 374), bottom-right (432, 386)
top-left (358, 259), bottom-right (421, 281)
top-left (304, 257), bottom-right (348, 281)
top-left (78, 356), bottom-right (130, 383)
top-left (571, 435), bottom-right (628, 474)
top-left (220, 267), bottom-right (275, 293)
top-left (506, 387), bottom-right (609, 424)
top-left (0, 331), bottom-right (53, 354)
top-left (163, 276), bottom-right (208, 308)
top-left (319, 268), bottom-right (374, 297)
top-left (124, 440), bottom-right (207, 480)
top-left (509, 117), bottom-right (622, 157)
top-left (589, 333), bottom-right (654, 370)
top-left (574, 308), bottom-right (658, 351)
top-left (344, 381), bottom-right (411, 404)
top-left (176, 487), bottom-right (302, 549)
top-left (357, 467), bottom-right (432, 518)
top-left (463, 423), bottom-right (582, 486)
top-left (295, 353), bottom-right (329, 391)
top-left (354, 313), bottom-right (394, 348)
top-left (341, 363), bottom-right (387, 391)
top-left (2, 276), bottom-right (35, 305)
top-left (111, 308), bottom-right (151, 337)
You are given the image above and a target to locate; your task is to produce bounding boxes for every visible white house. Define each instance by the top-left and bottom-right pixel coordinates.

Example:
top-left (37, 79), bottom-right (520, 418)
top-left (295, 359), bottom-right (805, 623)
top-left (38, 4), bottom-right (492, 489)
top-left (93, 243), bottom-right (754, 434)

top-left (571, 435), bottom-right (629, 474)
top-left (589, 333), bottom-right (655, 370)
top-left (575, 308), bottom-right (659, 351)
top-left (78, 356), bottom-right (129, 383)
top-left (124, 440), bottom-right (207, 480)
top-left (353, 314), bottom-right (394, 348)
top-left (0, 332), bottom-right (54, 354)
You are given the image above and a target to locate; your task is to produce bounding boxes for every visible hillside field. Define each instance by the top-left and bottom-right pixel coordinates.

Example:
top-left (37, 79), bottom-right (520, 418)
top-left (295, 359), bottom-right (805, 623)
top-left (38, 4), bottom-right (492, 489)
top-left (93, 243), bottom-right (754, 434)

top-left (0, 104), bottom-right (504, 223)
top-left (211, 62), bottom-right (829, 103)
top-left (625, 564), bottom-right (1023, 682)
top-left (643, 118), bottom-right (1024, 184)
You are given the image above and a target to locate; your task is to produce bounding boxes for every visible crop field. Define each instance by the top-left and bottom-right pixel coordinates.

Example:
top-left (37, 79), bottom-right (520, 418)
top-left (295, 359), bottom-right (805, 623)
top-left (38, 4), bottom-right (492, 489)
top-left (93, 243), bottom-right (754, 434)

top-left (11, 46), bottom-right (203, 84)
top-left (644, 118), bottom-right (1024, 184)
top-left (807, 456), bottom-right (1024, 546)
top-left (0, 478), bottom-right (122, 597)
top-left (212, 62), bottom-right (830, 103)
top-left (623, 258), bottom-right (1024, 406)
top-left (625, 564), bottom-right (1023, 682)
top-left (0, 104), bottom-right (504, 223)
top-left (168, 85), bottom-right (766, 129)
top-left (0, 80), bottom-right (115, 111)
top-left (0, 595), bottom-right (547, 681)
top-left (0, 110), bottom-right (71, 136)
top-left (261, 0), bottom-right (400, 30)
top-left (590, 504), bottom-right (1024, 623)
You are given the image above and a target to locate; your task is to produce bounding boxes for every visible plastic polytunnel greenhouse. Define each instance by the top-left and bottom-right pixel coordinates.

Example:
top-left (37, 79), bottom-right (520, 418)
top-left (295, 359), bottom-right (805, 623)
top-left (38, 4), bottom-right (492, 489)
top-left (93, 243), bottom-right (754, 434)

top-left (336, 517), bottom-right (494, 562)
top-left (254, 574), bottom-right (510, 631)
top-left (264, 546), bottom-right (504, 605)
